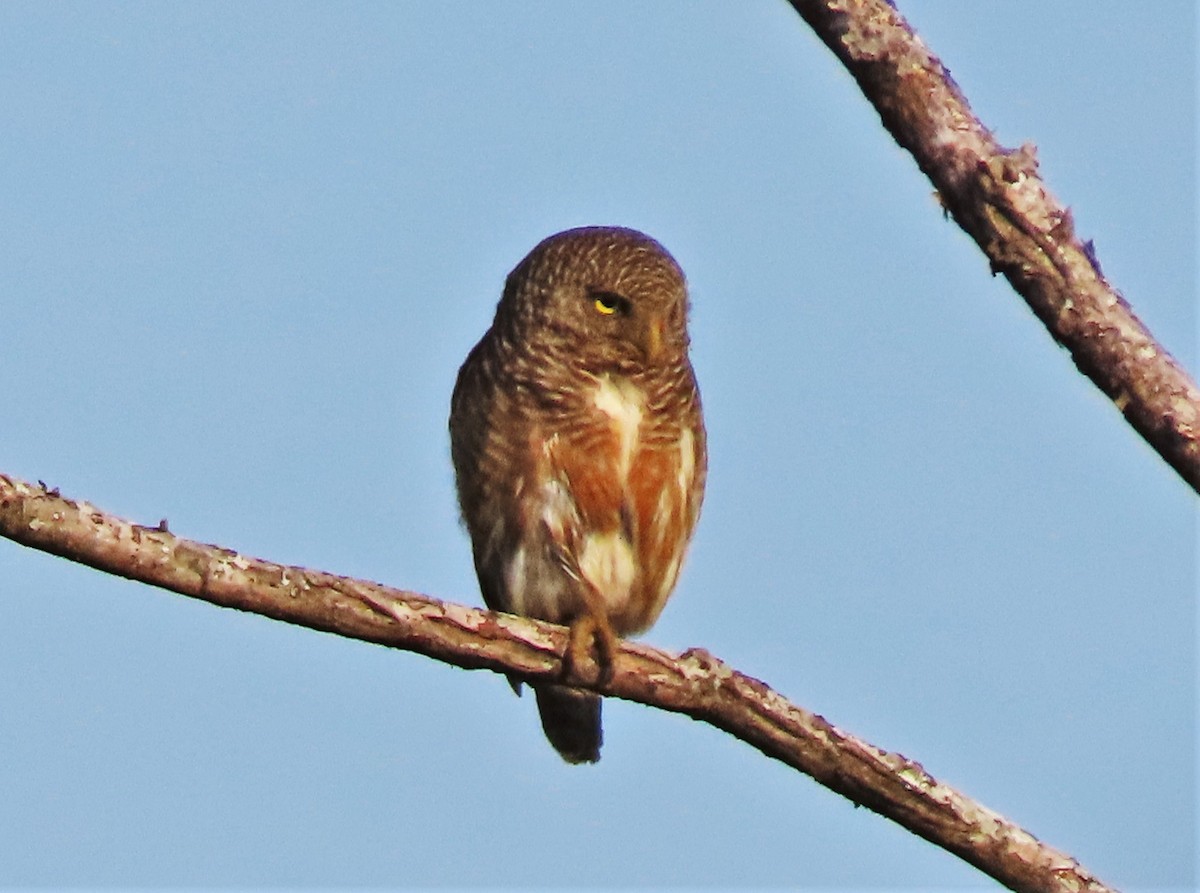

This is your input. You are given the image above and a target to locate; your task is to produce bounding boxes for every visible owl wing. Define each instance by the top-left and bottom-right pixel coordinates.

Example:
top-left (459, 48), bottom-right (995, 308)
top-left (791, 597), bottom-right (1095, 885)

top-left (449, 340), bottom-right (523, 615)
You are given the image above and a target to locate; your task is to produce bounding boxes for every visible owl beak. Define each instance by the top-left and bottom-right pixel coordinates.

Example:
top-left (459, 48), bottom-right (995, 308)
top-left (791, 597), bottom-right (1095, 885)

top-left (644, 314), bottom-right (664, 360)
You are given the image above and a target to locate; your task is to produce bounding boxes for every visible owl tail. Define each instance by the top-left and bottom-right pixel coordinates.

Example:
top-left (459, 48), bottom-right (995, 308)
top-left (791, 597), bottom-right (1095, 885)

top-left (533, 684), bottom-right (602, 764)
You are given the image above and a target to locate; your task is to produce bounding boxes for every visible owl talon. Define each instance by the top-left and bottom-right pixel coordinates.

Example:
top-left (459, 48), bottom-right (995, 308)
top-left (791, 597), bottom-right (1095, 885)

top-left (564, 613), bottom-right (618, 688)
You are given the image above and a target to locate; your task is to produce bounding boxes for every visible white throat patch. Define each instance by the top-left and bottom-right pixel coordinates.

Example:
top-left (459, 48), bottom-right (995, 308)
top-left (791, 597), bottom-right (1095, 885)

top-left (591, 376), bottom-right (644, 478)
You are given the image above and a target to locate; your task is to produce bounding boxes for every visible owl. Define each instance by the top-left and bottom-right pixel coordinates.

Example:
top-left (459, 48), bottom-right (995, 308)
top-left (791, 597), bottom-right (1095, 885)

top-left (449, 226), bottom-right (706, 763)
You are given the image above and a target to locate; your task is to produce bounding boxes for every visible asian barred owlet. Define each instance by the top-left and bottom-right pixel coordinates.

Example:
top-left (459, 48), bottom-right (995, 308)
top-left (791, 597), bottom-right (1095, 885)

top-left (449, 226), bottom-right (706, 763)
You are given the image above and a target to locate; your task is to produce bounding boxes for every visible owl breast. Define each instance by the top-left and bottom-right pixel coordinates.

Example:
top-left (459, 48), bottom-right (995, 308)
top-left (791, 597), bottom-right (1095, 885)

top-left (575, 376), bottom-right (644, 614)
top-left (503, 372), bottom-right (699, 635)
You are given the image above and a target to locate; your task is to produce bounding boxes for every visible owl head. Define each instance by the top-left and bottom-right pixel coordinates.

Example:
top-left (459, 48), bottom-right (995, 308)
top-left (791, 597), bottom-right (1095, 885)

top-left (496, 226), bottom-right (691, 371)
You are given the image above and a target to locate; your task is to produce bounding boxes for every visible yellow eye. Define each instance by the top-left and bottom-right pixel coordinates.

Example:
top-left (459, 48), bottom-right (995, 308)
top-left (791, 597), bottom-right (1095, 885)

top-left (591, 290), bottom-right (626, 315)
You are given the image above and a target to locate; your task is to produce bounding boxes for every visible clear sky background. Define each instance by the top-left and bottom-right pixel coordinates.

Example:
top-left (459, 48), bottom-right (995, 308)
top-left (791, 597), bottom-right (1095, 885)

top-left (1, 2), bottom-right (1194, 890)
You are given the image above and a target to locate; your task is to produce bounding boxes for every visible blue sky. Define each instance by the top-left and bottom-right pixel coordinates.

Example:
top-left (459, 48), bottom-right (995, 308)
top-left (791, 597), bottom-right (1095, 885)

top-left (1, 1), bottom-right (1194, 889)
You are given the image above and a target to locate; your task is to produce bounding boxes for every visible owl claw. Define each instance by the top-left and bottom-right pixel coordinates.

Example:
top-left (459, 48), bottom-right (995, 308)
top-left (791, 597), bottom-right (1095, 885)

top-left (564, 612), bottom-right (618, 689)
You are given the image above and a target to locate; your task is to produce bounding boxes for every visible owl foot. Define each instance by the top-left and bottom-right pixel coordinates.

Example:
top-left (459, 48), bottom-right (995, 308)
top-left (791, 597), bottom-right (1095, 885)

top-left (563, 612), bottom-right (619, 689)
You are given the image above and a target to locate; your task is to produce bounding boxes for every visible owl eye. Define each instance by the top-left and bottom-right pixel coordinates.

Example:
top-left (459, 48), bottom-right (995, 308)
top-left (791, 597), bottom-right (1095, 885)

top-left (590, 290), bottom-right (630, 316)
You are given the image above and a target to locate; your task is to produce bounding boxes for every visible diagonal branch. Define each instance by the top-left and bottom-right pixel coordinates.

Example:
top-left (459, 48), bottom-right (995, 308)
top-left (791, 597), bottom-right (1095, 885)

top-left (1, 471), bottom-right (1115, 893)
top-left (787, 0), bottom-right (1200, 492)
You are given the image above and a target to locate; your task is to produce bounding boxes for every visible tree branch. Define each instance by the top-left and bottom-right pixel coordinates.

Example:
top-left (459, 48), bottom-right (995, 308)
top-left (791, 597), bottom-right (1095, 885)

top-left (787, 0), bottom-right (1200, 493)
top-left (1, 471), bottom-right (1115, 893)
